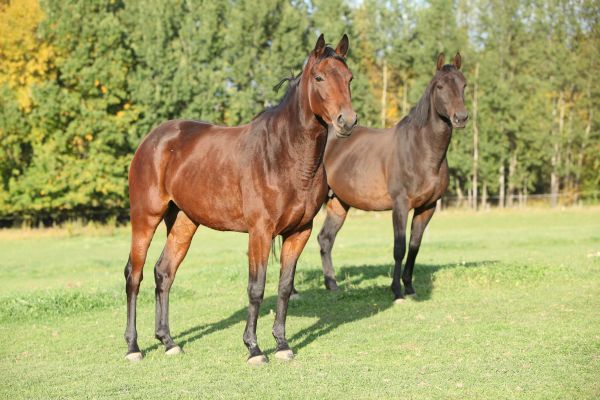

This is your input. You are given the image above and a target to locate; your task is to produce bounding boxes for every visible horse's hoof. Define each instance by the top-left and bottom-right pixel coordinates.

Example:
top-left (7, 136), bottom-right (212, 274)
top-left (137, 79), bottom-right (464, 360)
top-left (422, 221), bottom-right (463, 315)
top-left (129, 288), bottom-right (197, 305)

top-left (325, 278), bottom-right (339, 291)
top-left (289, 292), bottom-right (301, 301)
top-left (393, 297), bottom-right (405, 305)
top-left (165, 346), bottom-right (182, 356)
top-left (247, 354), bottom-right (268, 366)
top-left (274, 349), bottom-right (294, 361)
top-left (125, 352), bottom-right (143, 362)
top-left (405, 292), bottom-right (417, 299)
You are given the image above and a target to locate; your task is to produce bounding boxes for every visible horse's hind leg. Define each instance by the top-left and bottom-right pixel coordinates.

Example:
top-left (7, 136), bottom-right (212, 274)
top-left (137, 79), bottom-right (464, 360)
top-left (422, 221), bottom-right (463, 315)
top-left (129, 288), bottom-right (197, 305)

top-left (402, 203), bottom-right (436, 297)
top-left (317, 196), bottom-right (349, 291)
top-left (154, 206), bottom-right (198, 354)
top-left (124, 209), bottom-right (165, 361)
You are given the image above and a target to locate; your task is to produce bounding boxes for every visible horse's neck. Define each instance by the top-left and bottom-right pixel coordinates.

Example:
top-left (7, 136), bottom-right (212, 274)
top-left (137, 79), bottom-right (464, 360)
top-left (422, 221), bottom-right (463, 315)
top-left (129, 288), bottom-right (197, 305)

top-left (404, 96), bottom-right (452, 171)
top-left (425, 112), bottom-right (453, 165)
top-left (268, 80), bottom-right (327, 188)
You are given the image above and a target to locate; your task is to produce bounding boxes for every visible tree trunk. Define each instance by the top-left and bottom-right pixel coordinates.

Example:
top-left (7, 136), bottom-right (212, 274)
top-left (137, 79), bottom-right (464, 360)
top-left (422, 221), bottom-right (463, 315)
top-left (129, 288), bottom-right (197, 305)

top-left (481, 181), bottom-right (488, 209)
top-left (467, 187), bottom-right (472, 209)
top-left (576, 76), bottom-right (593, 190)
top-left (565, 89), bottom-right (576, 200)
top-left (518, 189), bottom-right (524, 208)
top-left (507, 151), bottom-right (517, 207)
top-left (381, 60), bottom-right (387, 128)
top-left (402, 78), bottom-right (408, 116)
top-left (455, 177), bottom-right (465, 207)
top-left (499, 164), bottom-right (505, 208)
top-left (471, 62), bottom-right (479, 211)
top-left (551, 92), bottom-right (564, 207)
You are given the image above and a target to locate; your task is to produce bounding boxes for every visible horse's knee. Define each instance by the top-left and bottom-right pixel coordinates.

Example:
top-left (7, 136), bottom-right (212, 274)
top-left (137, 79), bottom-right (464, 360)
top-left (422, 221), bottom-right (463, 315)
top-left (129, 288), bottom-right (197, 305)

top-left (125, 268), bottom-right (143, 294)
top-left (408, 242), bottom-right (420, 254)
top-left (317, 231), bottom-right (332, 252)
top-left (278, 274), bottom-right (294, 298)
top-left (248, 282), bottom-right (265, 304)
top-left (154, 263), bottom-right (173, 292)
top-left (124, 258), bottom-right (132, 279)
top-left (393, 247), bottom-right (406, 263)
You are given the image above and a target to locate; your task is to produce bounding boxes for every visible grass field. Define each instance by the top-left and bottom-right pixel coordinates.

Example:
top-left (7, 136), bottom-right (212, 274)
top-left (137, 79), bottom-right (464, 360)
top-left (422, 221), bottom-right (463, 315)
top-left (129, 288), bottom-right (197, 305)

top-left (1, 208), bottom-right (599, 399)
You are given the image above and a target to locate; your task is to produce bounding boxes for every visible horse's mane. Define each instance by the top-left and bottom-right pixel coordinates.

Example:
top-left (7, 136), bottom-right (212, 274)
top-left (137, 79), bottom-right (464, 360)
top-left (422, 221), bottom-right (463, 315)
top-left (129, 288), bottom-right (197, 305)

top-left (251, 74), bottom-right (300, 121)
top-left (403, 80), bottom-right (433, 128)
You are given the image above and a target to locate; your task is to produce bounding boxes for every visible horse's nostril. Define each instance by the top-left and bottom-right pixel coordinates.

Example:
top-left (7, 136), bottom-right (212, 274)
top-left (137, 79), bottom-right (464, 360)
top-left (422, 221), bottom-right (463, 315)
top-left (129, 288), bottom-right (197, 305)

top-left (337, 114), bottom-right (344, 125)
top-left (454, 112), bottom-right (468, 123)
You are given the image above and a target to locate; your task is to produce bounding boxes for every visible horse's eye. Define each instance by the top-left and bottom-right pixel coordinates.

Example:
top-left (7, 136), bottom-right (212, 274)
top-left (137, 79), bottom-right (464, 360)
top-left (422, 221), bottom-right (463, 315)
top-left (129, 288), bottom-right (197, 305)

top-left (315, 76), bottom-right (324, 82)
top-left (437, 84), bottom-right (443, 90)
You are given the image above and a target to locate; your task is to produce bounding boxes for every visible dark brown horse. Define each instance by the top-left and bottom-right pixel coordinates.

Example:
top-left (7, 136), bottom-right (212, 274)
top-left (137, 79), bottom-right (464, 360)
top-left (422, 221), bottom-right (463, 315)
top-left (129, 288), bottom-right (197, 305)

top-left (124, 34), bottom-right (357, 364)
top-left (317, 53), bottom-right (467, 302)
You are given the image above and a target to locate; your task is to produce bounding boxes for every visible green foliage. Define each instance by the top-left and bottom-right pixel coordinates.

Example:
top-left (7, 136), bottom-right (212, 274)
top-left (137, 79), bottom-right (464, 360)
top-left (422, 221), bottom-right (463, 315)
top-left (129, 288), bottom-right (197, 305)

top-left (0, 85), bottom-right (31, 194)
top-left (0, 0), bottom-right (598, 221)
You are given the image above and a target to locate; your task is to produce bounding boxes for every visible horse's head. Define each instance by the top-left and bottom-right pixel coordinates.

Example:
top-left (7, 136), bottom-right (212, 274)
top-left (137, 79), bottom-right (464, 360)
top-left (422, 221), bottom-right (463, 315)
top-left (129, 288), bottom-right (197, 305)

top-left (303, 34), bottom-right (357, 137)
top-left (431, 52), bottom-right (468, 129)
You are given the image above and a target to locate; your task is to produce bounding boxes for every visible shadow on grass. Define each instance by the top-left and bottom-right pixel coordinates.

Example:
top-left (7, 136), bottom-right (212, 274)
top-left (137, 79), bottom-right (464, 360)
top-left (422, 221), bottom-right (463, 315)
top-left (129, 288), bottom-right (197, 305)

top-left (142, 260), bottom-right (496, 354)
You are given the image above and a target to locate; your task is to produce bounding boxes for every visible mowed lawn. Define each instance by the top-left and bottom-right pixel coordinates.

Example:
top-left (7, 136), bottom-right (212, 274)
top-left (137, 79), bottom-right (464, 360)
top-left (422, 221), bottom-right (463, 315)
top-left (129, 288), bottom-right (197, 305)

top-left (0, 208), bottom-right (599, 399)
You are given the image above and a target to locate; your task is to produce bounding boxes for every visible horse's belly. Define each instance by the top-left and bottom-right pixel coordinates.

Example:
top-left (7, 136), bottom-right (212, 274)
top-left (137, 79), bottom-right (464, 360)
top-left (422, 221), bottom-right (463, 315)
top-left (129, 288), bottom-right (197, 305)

top-left (168, 169), bottom-right (247, 232)
top-left (178, 198), bottom-right (246, 232)
top-left (330, 178), bottom-right (393, 211)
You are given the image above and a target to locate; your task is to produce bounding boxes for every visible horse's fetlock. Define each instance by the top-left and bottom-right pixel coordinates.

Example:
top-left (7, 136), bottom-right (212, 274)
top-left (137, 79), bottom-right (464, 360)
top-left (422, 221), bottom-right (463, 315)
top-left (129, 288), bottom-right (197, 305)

top-left (272, 323), bottom-right (285, 340)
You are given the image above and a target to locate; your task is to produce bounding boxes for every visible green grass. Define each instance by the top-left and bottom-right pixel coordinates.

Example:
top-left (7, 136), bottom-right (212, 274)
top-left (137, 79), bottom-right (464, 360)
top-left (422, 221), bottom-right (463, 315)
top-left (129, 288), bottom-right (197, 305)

top-left (1, 208), bottom-right (599, 399)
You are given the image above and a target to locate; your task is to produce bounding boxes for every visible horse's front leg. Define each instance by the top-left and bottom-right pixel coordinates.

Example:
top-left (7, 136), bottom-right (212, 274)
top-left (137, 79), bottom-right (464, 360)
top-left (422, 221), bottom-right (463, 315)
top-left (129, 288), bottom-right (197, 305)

top-left (402, 203), bottom-right (436, 297)
top-left (391, 199), bottom-right (409, 303)
top-left (243, 226), bottom-right (272, 365)
top-left (272, 223), bottom-right (312, 360)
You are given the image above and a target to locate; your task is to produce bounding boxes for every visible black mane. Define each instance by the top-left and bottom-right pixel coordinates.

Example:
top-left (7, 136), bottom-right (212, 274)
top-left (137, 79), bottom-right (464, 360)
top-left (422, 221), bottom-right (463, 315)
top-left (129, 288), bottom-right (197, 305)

top-left (406, 80), bottom-right (433, 128)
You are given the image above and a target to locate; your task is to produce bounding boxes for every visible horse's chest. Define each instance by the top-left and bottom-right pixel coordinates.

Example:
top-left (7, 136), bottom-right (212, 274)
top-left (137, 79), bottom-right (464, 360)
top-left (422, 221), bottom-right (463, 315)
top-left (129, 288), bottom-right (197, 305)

top-left (276, 170), bottom-right (327, 233)
top-left (409, 166), bottom-right (448, 209)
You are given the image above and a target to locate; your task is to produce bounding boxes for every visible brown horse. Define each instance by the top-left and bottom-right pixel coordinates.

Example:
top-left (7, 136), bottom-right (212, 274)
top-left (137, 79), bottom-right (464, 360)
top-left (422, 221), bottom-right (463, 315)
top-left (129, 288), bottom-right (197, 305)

top-left (124, 34), bottom-right (357, 364)
top-left (317, 53), bottom-right (467, 301)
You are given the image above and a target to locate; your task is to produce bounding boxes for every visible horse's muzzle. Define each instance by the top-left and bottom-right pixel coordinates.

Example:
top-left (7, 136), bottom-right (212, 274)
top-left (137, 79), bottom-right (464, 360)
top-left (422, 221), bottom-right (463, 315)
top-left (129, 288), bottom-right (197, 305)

top-left (333, 114), bottom-right (358, 138)
top-left (452, 112), bottom-right (468, 129)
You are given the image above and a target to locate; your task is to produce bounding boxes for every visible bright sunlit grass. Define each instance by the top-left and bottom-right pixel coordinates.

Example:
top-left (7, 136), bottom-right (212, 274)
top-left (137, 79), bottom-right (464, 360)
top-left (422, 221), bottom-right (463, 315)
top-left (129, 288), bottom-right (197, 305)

top-left (1, 208), bottom-right (599, 399)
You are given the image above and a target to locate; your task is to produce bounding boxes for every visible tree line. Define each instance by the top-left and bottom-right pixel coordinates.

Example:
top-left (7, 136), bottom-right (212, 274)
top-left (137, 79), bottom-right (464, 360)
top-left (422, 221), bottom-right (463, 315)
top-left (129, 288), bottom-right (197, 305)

top-left (0, 0), bottom-right (598, 224)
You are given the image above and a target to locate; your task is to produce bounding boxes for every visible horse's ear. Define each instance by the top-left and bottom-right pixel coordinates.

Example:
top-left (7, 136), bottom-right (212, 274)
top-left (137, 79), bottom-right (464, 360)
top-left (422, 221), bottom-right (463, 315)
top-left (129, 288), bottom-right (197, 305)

top-left (335, 34), bottom-right (349, 58)
top-left (436, 53), bottom-right (445, 71)
top-left (313, 34), bottom-right (326, 56)
top-left (453, 52), bottom-right (462, 69)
